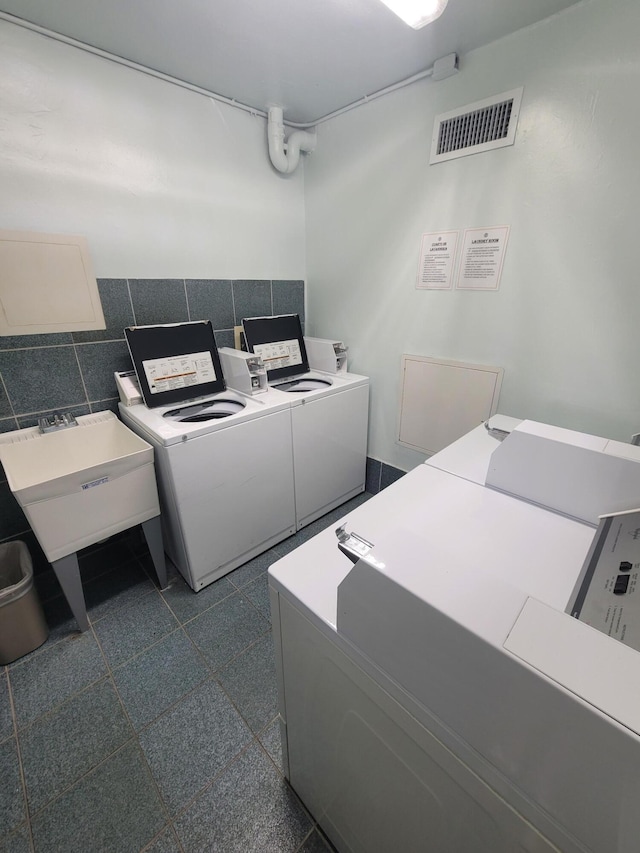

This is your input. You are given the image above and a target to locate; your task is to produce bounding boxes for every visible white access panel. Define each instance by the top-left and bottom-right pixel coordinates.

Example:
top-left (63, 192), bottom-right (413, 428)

top-left (0, 230), bottom-right (105, 335)
top-left (291, 383), bottom-right (369, 529)
top-left (398, 355), bottom-right (503, 455)
top-left (155, 407), bottom-right (295, 589)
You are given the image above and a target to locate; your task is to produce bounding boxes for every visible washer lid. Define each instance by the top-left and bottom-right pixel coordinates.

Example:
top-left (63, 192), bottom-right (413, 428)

top-left (125, 320), bottom-right (225, 408)
top-left (242, 313), bottom-right (309, 383)
top-left (163, 398), bottom-right (246, 422)
top-left (276, 377), bottom-right (332, 392)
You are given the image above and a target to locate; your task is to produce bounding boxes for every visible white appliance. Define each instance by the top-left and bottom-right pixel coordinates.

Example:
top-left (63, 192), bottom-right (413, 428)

top-left (242, 315), bottom-right (369, 530)
top-left (218, 347), bottom-right (268, 395)
top-left (269, 417), bottom-right (640, 853)
top-left (0, 411), bottom-right (167, 631)
top-left (119, 321), bottom-right (296, 591)
top-left (303, 336), bottom-right (348, 374)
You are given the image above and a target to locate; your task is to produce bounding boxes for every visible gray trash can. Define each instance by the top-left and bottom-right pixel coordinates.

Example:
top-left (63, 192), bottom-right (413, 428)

top-left (0, 541), bottom-right (48, 664)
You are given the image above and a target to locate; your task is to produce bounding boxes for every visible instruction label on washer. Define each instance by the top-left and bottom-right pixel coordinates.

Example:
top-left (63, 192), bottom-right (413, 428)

top-left (254, 339), bottom-right (303, 371)
top-left (142, 351), bottom-right (217, 394)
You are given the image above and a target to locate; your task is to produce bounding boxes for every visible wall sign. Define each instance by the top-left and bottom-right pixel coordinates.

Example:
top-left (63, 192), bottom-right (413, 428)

top-left (456, 225), bottom-right (510, 290)
top-left (416, 230), bottom-right (459, 290)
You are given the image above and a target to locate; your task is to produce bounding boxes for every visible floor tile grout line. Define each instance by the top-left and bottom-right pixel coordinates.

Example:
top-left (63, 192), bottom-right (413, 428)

top-left (22, 734), bottom-right (139, 825)
top-left (89, 581), bottom-right (159, 627)
top-left (78, 622), bottom-right (177, 838)
top-left (167, 736), bottom-right (259, 826)
top-left (10, 572), bottom-right (156, 673)
top-left (160, 579), bottom-right (238, 628)
top-left (5, 665), bottom-right (36, 851)
top-left (140, 823), bottom-right (185, 853)
top-left (12, 670), bottom-right (113, 736)
top-left (17, 623), bottom-right (136, 823)
top-left (3, 498), bottom-right (372, 848)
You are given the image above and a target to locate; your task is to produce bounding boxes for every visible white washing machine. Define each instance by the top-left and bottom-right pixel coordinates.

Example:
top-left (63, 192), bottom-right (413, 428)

top-left (119, 321), bottom-right (295, 591)
top-left (242, 315), bottom-right (369, 530)
top-left (269, 418), bottom-right (640, 853)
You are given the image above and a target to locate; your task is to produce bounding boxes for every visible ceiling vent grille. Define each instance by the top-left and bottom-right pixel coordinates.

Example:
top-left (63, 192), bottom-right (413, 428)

top-left (430, 88), bottom-right (523, 164)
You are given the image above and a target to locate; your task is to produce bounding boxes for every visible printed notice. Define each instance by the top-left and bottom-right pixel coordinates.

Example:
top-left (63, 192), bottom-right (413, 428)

top-left (142, 351), bottom-right (217, 394)
top-left (457, 226), bottom-right (510, 290)
top-left (254, 339), bottom-right (303, 371)
top-left (416, 231), bottom-right (459, 290)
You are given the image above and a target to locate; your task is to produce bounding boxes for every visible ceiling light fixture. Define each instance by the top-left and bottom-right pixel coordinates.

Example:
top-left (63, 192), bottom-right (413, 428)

top-left (379, 0), bottom-right (449, 29)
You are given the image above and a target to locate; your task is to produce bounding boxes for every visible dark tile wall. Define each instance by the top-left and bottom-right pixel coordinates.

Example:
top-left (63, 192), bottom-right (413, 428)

top-left (0, 278), bottom-right (305, 551)
top-left (365, 457), bottom-right (406, 495)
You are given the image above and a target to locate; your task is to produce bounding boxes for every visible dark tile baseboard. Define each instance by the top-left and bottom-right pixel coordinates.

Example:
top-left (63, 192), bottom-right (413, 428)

top-left (365, 457), bottom-right (406, 495)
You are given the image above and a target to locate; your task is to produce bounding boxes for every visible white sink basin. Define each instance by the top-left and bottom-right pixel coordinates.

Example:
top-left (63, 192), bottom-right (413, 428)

top-left (0, 411), bottom-right (160, 561)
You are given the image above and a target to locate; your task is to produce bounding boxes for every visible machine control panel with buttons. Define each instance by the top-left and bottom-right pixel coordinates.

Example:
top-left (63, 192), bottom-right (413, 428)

top-left (568, 509), bottom-right (640, 652)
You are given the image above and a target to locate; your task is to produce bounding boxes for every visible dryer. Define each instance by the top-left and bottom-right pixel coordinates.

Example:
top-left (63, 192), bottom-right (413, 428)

top-left (119, 321), bottom-right (295, 591)
top-left (242, 314), bottom-right (369, 530)
top-left (269, 418), bottom-right (640, 853)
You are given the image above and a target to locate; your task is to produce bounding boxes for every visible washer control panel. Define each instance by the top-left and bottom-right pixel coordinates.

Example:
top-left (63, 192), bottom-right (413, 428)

top-left (569, 510), bottom-right (640, 652)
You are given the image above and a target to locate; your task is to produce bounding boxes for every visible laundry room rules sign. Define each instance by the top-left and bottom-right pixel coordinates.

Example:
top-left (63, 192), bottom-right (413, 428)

top-left (416, 231), bottom-right (459, 290)
top-left (457, 225), bottom-right (510, 290)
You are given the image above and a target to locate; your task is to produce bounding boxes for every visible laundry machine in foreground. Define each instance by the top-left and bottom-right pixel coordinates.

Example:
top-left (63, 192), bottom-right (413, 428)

top-left (269, 416), bottom-right (640, 853)
top-left (119, 321), bottom-right (295, 591)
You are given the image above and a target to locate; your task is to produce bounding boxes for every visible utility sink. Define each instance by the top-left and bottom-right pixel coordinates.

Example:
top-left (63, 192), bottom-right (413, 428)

top-left (0, 411), bottom-right (159, 560)
top-left (0, 411), bottom-right (167, 631)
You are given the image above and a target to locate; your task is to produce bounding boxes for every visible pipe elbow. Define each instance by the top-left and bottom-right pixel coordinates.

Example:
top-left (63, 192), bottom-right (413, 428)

top-left (268, 107), bottom-right (316, 174)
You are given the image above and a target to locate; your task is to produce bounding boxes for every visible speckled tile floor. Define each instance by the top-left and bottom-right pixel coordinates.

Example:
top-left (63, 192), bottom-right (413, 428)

top-left (0, 495), bottom-right (370, 853)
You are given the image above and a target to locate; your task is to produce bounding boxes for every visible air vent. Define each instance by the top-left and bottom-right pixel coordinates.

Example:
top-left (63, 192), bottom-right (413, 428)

top-left (430, 88), bottom-right (523, 164)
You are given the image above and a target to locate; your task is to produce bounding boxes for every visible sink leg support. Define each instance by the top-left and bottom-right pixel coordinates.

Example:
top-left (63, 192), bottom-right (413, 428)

top-left (142, 517), bottom-right (168, 589)
top-left (50, 553), bottom-right (89, 632)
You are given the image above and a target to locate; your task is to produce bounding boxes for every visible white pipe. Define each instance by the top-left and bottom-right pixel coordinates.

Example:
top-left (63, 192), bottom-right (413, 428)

top-left (0, 11), bottom-right (268, 121)
top-left (267, 107), bottom-right (317, 174)
top-left (287, 67), bottom-right (435, 129)
top-left (0, 11), bottom-right (445, 130)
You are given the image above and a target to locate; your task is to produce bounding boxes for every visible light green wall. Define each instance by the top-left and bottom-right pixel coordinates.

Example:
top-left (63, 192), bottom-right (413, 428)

top-left (0, 20), bottom-right (306, 280)
top-left (304, 0), bottom-right (640, 469)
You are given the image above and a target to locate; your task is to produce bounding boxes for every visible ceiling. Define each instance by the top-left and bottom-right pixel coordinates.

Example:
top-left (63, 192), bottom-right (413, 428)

top-left (0, 0), bottom-right (582, 124)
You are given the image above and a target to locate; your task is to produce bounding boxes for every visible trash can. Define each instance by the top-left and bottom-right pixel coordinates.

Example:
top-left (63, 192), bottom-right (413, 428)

top-left (0, 541), bottom-right (48, 664)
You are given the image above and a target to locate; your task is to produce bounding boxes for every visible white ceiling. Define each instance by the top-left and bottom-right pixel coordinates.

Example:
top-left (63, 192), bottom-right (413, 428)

top-left (0, 0), bottom-right (582, 124)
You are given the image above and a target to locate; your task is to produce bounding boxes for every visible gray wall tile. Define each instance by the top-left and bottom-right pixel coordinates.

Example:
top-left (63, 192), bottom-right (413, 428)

top-left (272, 280), bottom-right (305, 325)
top-left (0, 347), bottom-right (85, 414)
top-left (0, 332), bottom-right (73, 350)
top-left (365, 457), bottom-right (382, 494)
top-left (0, 483), bottom-right (29, 540)
top-left (233, 280), bottom-right (272, 323)
top-left (380, 462), bottom-right (405, 490)
top-left (76, 341), bottom-right (132, 401)
top-left (0, 380), bottom-right (13, 418)
top-left (90, 398), bottom-right (120, 416)
top-left (129, 279), bottom-right (189, 326)
top-left (186, 280), bottom-right (234, 329)
top-left (17, 404), bottom-right (90, 430)
top-left (214, 329), bottom-right (234, 350)
top-left (72, 279), bottom-right (134, 343)
top-left (0, 277), bottom-right (308, 547)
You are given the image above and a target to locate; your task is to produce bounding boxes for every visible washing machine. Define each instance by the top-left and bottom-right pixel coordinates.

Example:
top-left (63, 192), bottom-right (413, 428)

top-left (119, 321), bottom-right (295, 591)
top-left (242, 315), bottom-right (369, 530)
top-left (269, 417), bottom-right (640, 853)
